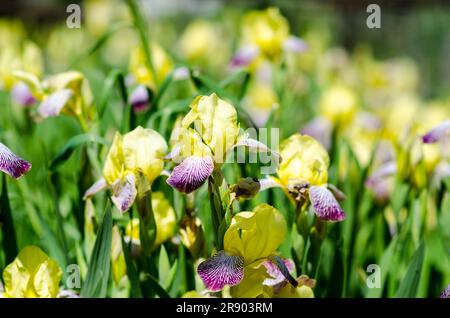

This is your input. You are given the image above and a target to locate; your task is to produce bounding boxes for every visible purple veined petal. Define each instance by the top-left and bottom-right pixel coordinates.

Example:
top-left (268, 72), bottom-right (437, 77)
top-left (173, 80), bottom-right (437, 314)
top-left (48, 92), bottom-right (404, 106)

top-left (129, 85), bottom-right (150, 113)
top-left (167, 156), bottom-right (214, 193)
top-left (301, 117), bottom-right (332, 151)
top-left (11, 81), bottom-right (36, 107)
top-left (422, 120), bottom-right (450, 144)
top-left (197, 251), bottom-right (244, 292)
top-left (111, 174), bottom-right (137, 213)
top-left (0, 142), bottom-right (32, 179)
top-left (229, 45), bottom-right (260, 69)
top-left (309, 185), bottom-right (346, 222)
top-left (283, 36), bottom-right (308, 53)
top-left (38, 89), bottom-right (73, 118)
top-left (83, 178), bottom-right (108, 199)
top-left (263, 258), bottom-right (295, 286)
top-left (440, 285), bottom-right (450, 298)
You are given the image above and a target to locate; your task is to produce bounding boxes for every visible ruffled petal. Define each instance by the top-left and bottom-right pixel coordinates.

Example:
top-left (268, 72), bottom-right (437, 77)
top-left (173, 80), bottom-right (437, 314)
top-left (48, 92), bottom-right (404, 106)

top-left (0, 143), bottom-right (32, 179)
top-left (83, 178), bottom-right (108, 199)
top-left (263, 258), bottom-right (295, 286)
top-left (309, 185), bottom-right (346, 222)
top-left (167, 156), bottom-right (214, 193)
top-left (422, 120), bottom-right (450, 143)
top-left (38, 89), bottom-right (73, 118)
top-left (197, 251), bottom-right (244, 291)
top-left (111, 174), bottom-right (137, 213)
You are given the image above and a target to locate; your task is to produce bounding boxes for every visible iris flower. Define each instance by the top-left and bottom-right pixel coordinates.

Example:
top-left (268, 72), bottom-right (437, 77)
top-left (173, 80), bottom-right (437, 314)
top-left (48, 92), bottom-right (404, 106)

top-left (84, 126), bottom-right (168, 213)
top-left (12, 70), bottom-right (93, 121)
top-left (2, 246), bottom-right (62, 298)
top-left (0, 142), bottom-right (31, 178)
top-left (197, 204), bottom-right (287, 295)
top-left (261, 134), bottom-right (346, 222)
top-left (231, 7), bottom-right (307, 69)
top-left (166, 93), bottom-right (273, 194)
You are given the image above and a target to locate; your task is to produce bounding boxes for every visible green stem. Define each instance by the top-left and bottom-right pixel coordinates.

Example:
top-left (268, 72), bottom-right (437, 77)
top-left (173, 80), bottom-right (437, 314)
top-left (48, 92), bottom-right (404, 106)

top-left (137, 191), bottom-right (157, 256)
top-left (126, 0), bottom-right (158, 90)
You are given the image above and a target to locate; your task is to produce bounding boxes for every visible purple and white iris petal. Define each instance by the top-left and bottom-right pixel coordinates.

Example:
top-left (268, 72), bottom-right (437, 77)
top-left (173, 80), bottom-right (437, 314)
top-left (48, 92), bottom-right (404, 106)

top-left (263, 259), bottom-right (295, 286)
top-left (11, 82), bottom-right (36, 107)
top-left (229, 45), bottom-right (260, 69)
top-left (440, 285), bottom-right (450, 298)
top-left (309, 185), bottom-right (346, 222)
top-left (197, 251), bottom-right (244, 292)
top-left (129, 85), bottom-right (150, 113)
top-left (422, 120), bottom-right (450, 144)
top-left (365, 161), bottom-right (397, 189)
top-left (167, 156), bottom-right (214, 193)
top-left (0, 142), bottom-right (32, 179)
top-left (234, 138), bottom-right (281, 165)
top-left (111, 174), bottom-right (137, 213)
top-left (38, 89), bottom-right (73, 118)
top-left (83, 178), bottom-right (108, 199)
top-left (283, 36), bottom-right (308, 53)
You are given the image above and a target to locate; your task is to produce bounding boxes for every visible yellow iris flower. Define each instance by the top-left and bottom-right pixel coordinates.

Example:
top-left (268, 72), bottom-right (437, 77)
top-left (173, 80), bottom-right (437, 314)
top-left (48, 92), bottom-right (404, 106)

top-left (2, 246), bottom-right (62, 298)
top-left (197, 204), bottom-right (288, 297)
top-left (85, 126), bottom-right (168, 213)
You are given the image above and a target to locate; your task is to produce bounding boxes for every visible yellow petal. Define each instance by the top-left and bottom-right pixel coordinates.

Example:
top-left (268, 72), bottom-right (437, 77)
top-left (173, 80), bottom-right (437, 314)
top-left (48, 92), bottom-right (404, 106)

top-left (224, 204), bottom-right (287, 264)
top-left (230, 261), bottom-right (269, 298)
top-left (122, 126), bottom-right (168, 184)
top-left (277, 133), bottom-right (329, 187)
top-left (182, 93), bottom-right (239, 162)
top-left (152, 191), bottom-right (177, 246)
top-left (3, 246), bottom-right (62, 298)
top-left (241, 7), bottom-right (289, 60)
top-left (103, 132), bottom-right (125, 184)
top-left (275, 284), bottom-right (315, 298)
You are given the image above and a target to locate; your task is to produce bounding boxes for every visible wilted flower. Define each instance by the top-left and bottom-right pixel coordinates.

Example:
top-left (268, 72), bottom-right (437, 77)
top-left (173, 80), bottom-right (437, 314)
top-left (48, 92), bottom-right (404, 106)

top-left (229, 177), bottom-right (261, 201)
top-left (2, 246), bottom-right (62, 298)
top-left (0, 142), bottom-right (31, 178)
top-left (261, 134), bottom-right (346, 222)
top-left (84, 126), bottom-right (168, 213)
top-left (179, 215), bottom-right (205, 259)
top-left (197, 204), bottom-right (287, 295)
top-left (166, 93), bottom-right (273, 194)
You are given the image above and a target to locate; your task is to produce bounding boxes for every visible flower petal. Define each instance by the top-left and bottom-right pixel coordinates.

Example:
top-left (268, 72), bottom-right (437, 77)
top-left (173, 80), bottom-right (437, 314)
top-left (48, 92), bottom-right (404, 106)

top-left (263, 258), bottom-right (295, 286)
top-left (0, 143), bottom-right (32, 179)
top-left (229, 45), bottom-right (259, 68)
top-left (11, 82), bottom-right (36, 107)
top-left (111, 174), bottom-right (137, 213)
top-left (422, 120), bottom-right (450, 143)
top-left (38, 89), bottom-right (73, 118)
top-left (167, 156), bottom-right (214, 193)
top-left (83, 178), bottom-right (108, 199)
top-left (309, 185), bottom-right (346, 222)
top-left (197, 251), bottom-right (244, 291)
top-left (283, 36), bottom-right (308, 53)
top-left (129, 85), bottom-right (150, 113)
top-left (440, 285), bottom-right (450, 298)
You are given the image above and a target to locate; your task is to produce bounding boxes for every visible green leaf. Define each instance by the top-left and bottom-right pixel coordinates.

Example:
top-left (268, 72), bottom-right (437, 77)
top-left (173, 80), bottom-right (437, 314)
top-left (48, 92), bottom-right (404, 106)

top-left (0, 174), bottom-right (18, 264)
top-left (121, 234), bottom-right (143, 298)
top-left (49, 134), bottom-right (108, 171)
top-left (395, 242), bottom-right (425, 298)
top-left (158, 245), bottom-right (173, 289)
top-left (80, 203), bottom-right (113, 298)
top-left (142, 273), bottom-right (171, 298)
